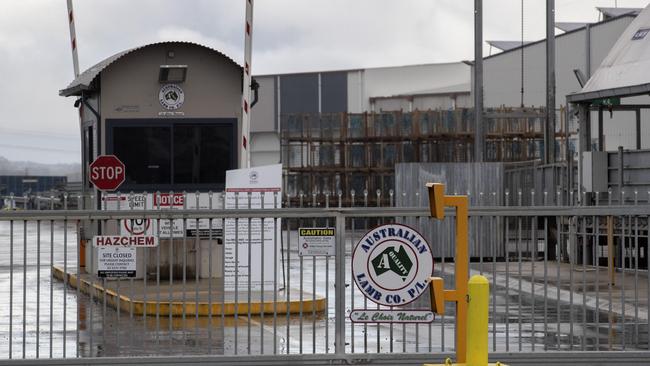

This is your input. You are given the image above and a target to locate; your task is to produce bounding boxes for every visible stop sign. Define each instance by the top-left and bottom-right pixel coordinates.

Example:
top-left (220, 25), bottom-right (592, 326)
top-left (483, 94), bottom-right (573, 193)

top-left (89, 155), bottom-right (126, 191)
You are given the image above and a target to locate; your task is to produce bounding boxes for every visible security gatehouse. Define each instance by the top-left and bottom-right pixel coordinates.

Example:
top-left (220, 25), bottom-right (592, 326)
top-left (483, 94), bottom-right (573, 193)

top-left (60, 41), bottom-right (243, 280)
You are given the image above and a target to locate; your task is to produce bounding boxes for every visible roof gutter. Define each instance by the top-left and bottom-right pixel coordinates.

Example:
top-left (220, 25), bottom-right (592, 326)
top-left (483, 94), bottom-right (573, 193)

top-left (567, 82), bottom-right (650, 103)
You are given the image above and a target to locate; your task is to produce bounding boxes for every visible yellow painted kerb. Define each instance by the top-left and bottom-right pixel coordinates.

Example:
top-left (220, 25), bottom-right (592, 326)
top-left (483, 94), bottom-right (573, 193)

top-left (52, 265), bottom-right (326, 317)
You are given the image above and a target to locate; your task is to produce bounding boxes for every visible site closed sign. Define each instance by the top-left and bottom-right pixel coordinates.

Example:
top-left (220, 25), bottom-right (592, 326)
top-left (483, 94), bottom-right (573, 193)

top-left (97, 246), bottom-right (136, 278)
top-left (92, 235), bottom-right (158, 278)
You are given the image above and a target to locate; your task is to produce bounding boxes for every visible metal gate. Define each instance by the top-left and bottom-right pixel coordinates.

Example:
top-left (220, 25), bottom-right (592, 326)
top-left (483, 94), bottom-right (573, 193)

top-left (1, 191), bottom-right (650, 364)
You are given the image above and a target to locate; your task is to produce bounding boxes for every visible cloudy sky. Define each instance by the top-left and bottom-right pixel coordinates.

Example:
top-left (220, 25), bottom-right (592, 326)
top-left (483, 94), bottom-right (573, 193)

top-left (0, 0), bottom-right (648, 164)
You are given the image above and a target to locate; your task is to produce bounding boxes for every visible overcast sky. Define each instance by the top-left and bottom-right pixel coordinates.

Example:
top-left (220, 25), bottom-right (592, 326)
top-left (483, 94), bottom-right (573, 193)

top-left (0, 0), bottom-right (648, 164)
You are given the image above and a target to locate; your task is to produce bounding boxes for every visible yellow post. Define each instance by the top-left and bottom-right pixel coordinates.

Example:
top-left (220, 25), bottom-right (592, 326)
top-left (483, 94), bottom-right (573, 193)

top-left (466, 275), bottom-right (489, 366)
top-left (425, 183), bottom-right (506, 366)
top-left (426, 183), bottom-right (469, 363)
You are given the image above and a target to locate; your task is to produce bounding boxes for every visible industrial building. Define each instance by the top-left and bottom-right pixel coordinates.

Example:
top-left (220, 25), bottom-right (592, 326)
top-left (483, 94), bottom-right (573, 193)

top-left (249, 7), bottom-right (642, 204)
top-left (0, 175), bottom-right (67, 197)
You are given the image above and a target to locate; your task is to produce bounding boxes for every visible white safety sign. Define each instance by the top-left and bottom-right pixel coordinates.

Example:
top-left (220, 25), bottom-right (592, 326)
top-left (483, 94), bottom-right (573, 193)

top-left (224, 164), bottom-right (282, 292)
top-left (102, 192), bottom-right (223, 238)
top-left (298, 228), bottom-right (335, 256)
top-left (97, 246), bottom-right (136, 278)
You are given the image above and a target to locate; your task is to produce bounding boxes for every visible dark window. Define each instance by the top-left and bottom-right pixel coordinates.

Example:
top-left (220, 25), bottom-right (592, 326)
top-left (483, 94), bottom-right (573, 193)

top-left (113, 126), bottom-right (172, 185)
top-left (107, 119), bottom-right (235, 191)
top-left (173, 124), bottom-right (233, 184)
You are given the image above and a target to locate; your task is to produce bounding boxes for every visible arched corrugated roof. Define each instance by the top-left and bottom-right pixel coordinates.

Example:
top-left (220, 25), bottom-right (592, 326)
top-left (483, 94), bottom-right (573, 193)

top-left (59, 41), bottom-right (241, 97)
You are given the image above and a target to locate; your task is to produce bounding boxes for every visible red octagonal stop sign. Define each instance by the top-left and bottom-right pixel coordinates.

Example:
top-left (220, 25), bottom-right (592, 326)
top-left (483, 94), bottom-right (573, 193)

top-left (89, 155), bottom-right (126, 191)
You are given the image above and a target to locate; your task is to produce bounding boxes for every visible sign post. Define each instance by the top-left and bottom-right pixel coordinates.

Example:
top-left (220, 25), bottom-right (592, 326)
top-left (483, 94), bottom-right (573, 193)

top-left (89, 155), bottom-right (125, 191)
top-left (426, 182), bottom-right (468, 364)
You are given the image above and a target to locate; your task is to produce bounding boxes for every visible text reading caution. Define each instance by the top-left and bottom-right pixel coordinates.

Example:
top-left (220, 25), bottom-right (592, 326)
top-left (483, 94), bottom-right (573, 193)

top-left (299, 227), bottom-right (335, 256)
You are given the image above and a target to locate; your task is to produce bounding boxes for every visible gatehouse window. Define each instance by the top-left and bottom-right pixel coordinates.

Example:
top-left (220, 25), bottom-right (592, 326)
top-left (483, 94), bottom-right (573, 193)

top-left (107, 119), bottom-right (236, 191)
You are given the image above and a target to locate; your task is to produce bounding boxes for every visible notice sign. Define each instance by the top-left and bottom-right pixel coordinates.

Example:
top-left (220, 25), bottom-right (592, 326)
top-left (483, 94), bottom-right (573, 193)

top-left (224, 164), bottom-right (282, 292)
top-left (102, 192), bottom-right (224, 238)
top-left (299, 228), bottom-right (335, 256)
top-left (97, 246), bottom-right (136, 278)
top-left (350, 310), bottom-right (434, 324)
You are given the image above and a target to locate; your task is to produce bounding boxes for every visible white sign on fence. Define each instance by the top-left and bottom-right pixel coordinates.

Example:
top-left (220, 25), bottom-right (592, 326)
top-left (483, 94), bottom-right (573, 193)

top-left (224, 164), bottom-right (282, 292)
top-left (97, 246), bottom-right (136, 278)
top-left (298, 227), bottom-right (335, 256)
top-left (352, 223), bottom-right (433, 306)
top-left (102, 192), bottom-right (224, 238)
top-left (349, 310), bottom-right (434, 323)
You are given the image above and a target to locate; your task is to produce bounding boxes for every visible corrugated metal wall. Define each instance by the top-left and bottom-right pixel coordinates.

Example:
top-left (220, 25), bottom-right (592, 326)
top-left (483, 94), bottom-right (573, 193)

top-left (395, 162), bottom-right (505, 258)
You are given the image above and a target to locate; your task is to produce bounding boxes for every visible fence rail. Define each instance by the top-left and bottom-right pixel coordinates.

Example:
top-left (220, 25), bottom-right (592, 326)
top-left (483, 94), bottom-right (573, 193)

top-left (1, 191), bottom-right (650, 362)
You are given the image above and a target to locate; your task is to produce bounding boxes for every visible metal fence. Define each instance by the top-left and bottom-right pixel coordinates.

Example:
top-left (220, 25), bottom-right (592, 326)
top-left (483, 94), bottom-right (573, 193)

top-left (1, 191), bottom-right (650, 363)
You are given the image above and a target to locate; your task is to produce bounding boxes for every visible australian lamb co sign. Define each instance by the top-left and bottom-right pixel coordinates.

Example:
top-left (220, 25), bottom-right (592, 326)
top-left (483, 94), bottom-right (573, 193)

top-left (352, 223), bottom-right (434, 308)
top-left (351, 223), bottom-right (435, 323)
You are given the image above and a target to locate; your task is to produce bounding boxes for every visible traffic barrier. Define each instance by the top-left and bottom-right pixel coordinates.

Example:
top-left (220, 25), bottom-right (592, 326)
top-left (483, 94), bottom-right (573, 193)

top-left (425, 275), bottom-right (505, 366)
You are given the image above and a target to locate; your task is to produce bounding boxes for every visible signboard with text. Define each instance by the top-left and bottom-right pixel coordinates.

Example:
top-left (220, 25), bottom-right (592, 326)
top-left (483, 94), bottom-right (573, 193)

top-left (224, 164), bottom-right (282, 292)
top-left (102, 192), bottom-right (224, 239)
top-left (350, 309), bottom-right (434, 323)
top-left (96, 245), bottom-right (136, 278)
top-left (352, 223), bottom-right (433, 309)
top-left (299, 228), bottom-right (335, 256)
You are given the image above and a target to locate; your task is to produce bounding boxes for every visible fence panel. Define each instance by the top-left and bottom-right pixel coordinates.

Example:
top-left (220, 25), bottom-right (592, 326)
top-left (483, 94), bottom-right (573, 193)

top-left (1, 191), bottom-right (649, 361)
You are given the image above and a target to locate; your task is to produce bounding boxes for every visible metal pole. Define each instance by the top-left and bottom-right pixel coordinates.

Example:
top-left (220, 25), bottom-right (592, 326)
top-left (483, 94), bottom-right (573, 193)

top-left (334, 214), bottom-right (346, 354)
top-left (240, 0), bottom-right (254, 168)
top-left (585, 24), bottom-right (591, 78)
top-left (474, 0), bottom-right (484, 162)
top-left (636, 109), bottom-right (641, 150)
top-left (66, 0), bottom-right (80, 78)
top-left (545, 0), bottom-right (556, 164)
top-left (598, 106), bottom-right (604, 151)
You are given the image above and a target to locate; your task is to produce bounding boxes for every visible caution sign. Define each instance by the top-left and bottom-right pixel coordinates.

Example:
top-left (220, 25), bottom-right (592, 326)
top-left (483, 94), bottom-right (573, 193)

top-left (298, 227), bottom-right (335, 256)
top-left (97, 246), bottom-right (136, 278)
top-left (352, 223), bottom-right (433, 307)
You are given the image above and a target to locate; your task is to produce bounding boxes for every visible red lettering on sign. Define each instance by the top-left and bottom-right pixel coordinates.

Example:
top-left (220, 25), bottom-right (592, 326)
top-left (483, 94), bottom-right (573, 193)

top-left (153, 193), bottom-right (185, 207)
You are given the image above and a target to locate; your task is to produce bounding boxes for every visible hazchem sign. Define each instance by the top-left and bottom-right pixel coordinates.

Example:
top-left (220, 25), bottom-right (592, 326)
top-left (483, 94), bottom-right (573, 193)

top-left (92, 235), bottom-right (158, 247)
top-left (352, 223), bottom-right (433, 307)
top-left (298, 227), bottom-right (335, 256)
top-left (89, 155), bottom-right (125, 191)
top-left (93, 235), bottom-right (158, 278)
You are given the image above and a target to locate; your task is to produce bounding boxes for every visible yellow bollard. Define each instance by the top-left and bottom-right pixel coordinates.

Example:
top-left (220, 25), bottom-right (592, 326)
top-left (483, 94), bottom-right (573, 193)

top-left (424, 183), bottom-right (506, 366)
top-left (424, 274), bottom-right (506, 366)
top-left (466, 275), bottom-right (489, 366)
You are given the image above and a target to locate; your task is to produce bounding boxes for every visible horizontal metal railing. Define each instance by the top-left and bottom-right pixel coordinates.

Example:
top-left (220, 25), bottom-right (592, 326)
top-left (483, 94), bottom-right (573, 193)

top-left (0, 193), bottom-right (649, 361)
